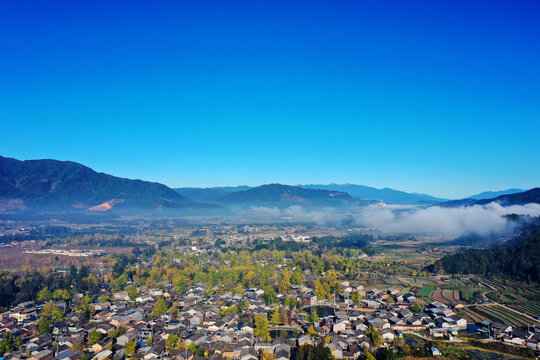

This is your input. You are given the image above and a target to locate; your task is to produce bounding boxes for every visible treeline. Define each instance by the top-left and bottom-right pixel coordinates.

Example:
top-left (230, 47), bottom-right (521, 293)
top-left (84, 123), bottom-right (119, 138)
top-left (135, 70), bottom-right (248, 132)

top-left (312, 233), bottom-right (376, 255)
top-left (0, 265), bottom-right (94, 311)
top-left (428, 221), bottom-right (540, 282)
top-left (252, 233), bottom-right (376, 255)
top-left (0, 228), bottom-right (140, 245)
top-left (0, 253), bottom-right (143, 311)
top-left (252, 237), bottom-right (304, 252)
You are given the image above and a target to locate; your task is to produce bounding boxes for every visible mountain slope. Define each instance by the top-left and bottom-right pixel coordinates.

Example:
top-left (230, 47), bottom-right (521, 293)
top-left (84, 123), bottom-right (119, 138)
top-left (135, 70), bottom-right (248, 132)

top-left (299, 184), bottom-right (447, 205)
top-left (428, 219), bottom-right (540, 282)
top-left (467, 188), bottom-right (524, 200)
top-left (476, 188), bottom-right (539, 205)
top-left (436, 188), bottom-right (539, 207)
top-left (220, 183), bottom-right (370, 208)
top-left (0, 155), bottom-right (212, 213)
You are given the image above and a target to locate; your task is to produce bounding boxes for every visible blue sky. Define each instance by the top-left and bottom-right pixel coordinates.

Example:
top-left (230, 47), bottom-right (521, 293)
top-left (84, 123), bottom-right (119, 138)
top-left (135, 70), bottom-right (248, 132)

top-left (0, 0), bottom-right (538, 199)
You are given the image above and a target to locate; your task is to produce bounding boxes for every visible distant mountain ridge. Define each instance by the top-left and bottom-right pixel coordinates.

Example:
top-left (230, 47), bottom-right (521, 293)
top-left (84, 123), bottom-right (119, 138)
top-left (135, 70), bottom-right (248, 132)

top-left (298, 183), bottom-right (447, 205)
top-left (2, 155), bottom-right (536, 216)
top-left (0, 155), bottom-right (217, 214)
top-left (177, 184), bottom-right (370, 208)
top-left (221, 183), bottom-right (368, 207)
top-left (436, 188), bottom-right (539, 207)
top-left (476, 188), bottom-right (540, 205)
top-left (467, 188), bottom-right (524, 200)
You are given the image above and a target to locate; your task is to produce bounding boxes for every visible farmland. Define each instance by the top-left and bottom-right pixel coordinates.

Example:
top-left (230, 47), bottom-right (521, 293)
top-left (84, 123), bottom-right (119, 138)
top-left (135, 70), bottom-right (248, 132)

top-left (466, 304), bottom-right (539, 328)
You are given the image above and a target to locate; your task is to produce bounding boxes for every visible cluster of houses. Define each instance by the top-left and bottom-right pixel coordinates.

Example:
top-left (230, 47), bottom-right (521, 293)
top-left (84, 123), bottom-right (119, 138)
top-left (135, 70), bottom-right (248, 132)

top-left (477, 321), bottom-right (540, 350)
top-left (0, 280), bottom-right (464, 360)
top-left (2, 278), bottom-right (539, 360)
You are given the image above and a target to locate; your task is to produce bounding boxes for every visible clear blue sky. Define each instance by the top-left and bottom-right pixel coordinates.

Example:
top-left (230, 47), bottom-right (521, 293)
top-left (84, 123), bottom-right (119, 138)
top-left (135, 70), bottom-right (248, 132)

top-left (1, 0), bottom-right (538, 199)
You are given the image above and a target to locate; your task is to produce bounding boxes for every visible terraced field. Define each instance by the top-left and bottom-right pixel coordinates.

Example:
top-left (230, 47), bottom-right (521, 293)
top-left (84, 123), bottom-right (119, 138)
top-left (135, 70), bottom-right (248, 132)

top-left (416, 287), bottom-right (435, 302)
top-left (440, 289), bottom-right (462, 303)
top-left (472, 306), bottom-right (514, 326)
top-left (508, 303), bottom-right (540, 318)
top-left (469, 305), bottom-right (536, 328)
top-left (489, 306), bottom-right (530, 327)
top-left (465, 307), bottom-right (490, 323)
top-left (431, 288), bottom-right (446, 303)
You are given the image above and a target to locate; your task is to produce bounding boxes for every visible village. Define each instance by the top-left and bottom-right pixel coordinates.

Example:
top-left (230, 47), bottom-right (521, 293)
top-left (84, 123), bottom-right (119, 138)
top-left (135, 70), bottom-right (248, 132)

top-left (2, 266), bottom-right (539, 360)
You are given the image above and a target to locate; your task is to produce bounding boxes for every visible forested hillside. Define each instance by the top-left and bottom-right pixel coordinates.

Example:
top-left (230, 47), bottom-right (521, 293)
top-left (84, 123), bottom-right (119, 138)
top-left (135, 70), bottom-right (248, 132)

top-left (429, 220), bottom-right (540, 282)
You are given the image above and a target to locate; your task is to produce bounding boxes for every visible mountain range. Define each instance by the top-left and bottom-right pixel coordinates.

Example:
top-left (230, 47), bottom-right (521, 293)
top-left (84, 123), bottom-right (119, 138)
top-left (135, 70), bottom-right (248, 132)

top-left (0, 155), bottom-right (536, 216)
top-left (437, 188), bottom-right (539, 207)
top-left (467, 188), bottom-right (524, 200)
top-left (298, 184), bottom-right (448, 205)
top-left (174, 184), bottom-right (448, 205)
top-left (0, 155), bottom-right (216, 214)
top-left (175, 184), bottom-right (365, 208)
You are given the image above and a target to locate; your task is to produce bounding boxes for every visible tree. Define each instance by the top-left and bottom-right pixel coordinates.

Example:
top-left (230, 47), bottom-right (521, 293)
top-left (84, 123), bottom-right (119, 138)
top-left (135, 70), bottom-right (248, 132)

top-left (52, 289), bottom-right (71, 302)
top-left (262, 286), bottom-right (277, 305)
top-left (313, 341), bottom-right (332, 360)
top-left (410, 303), bottom-right (422, 314)
top-left (166, 334), bottom-right (180, 349)
top-left (296, 341), bottom-right (332, 360)
top-left (37, 287), bottom-right (52, 302)
top-left (261, 349), bottom-right (275, 360)
top-left (278, 271), bottom-right (291, 293)
top-left (308, 311), bottom-right (319, 324)
top-left (175, 278), bottom-right (189, 295)
top-left (291, 268), bottom-right (305, 285)
top-left (307, 324), bottom-right (318, 337)
top-left (74, 295), bottom-right (94, 324)
top-left (220, 305), bottom-right (239, 316)
top-left (0, 332), bottom-right (22, 356)
top-left (314, 279), bottom-right (326, 301)
top-left (363, 351), bottom-right (376, 360)
top-left (284, 296), bottom-right (298, 308)
top-left (108, 327), bottom-right (125, 339)
top-left (234, 284), bottom-right (244, 294)
top-left (376, 347), bottom-right (396, 360)
top-left (253, 313), bottom-right (270, 341)
top-left (367, 325), bottom-right (382, 347)
top-left (88, 329), bottom-right (101, 345)
top-left (125, 285), bottom-right (138, 301)
top-left (270, 306), bottom-right (281, 325)
top-left (153, 296), bottom-right (170, 315)
top-left (125, 341), bottom-right (136, 356)
top-left (38, 316), bottom-right (50, 334)
top-left (42, 302), bottom-right (64, 322)
top-left (350, 290), bottom-right (362, 304)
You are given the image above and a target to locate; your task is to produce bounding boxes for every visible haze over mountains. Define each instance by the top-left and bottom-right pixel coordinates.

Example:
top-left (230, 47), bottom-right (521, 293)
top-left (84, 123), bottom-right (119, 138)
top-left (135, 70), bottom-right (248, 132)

top-left (174, 184), bottom-right (448, 205)
top-left (174, 184), bottom-right (370, 207)
top-left (298, 184), bottom-right (447, 205)
top-left (0, 155), bottom-right (536, 216)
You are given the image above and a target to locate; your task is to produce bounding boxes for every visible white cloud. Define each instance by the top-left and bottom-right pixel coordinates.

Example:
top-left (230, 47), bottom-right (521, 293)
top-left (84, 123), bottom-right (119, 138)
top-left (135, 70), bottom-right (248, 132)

top-left (241, 202), bottom-right (540, 239)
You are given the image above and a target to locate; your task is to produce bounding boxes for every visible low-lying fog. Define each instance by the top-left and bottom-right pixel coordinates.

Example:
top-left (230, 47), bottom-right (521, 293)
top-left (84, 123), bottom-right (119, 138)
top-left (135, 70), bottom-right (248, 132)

top-left (241, 202), bottom-right (540, 238)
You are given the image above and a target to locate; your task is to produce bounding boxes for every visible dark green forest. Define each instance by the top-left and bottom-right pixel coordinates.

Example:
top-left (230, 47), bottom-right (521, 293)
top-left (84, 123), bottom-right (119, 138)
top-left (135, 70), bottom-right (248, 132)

top-left (429, 220), bottom-right (540, 282)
